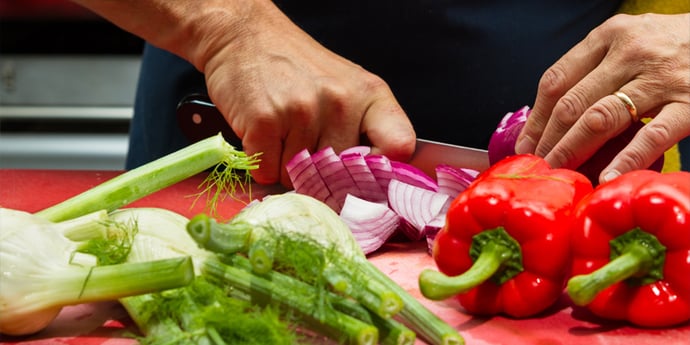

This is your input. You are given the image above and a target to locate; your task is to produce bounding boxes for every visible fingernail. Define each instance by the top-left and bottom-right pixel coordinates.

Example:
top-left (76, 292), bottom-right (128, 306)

top-left (602, 170), bottom-right (620, 183)
top-left (515, 137), bottom-right (534, 155)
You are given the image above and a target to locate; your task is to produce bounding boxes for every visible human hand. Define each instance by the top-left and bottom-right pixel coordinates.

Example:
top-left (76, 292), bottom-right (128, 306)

top-left (195, 2), bottom-right (415, 186)
top-left (515, 13), bottom-right (690, 183)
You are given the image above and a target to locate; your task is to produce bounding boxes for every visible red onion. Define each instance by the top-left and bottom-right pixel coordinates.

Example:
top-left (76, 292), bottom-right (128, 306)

top-left (310, 146), bottom-right (360, 212)
top-left (390, 161), bottom-right (439, 192)
top-left (286, 148), bottom-right (337, 210)
top-left (340, 152), bottom-right (387, 203)
top-left (339, 146), bottom-right (372, 157)
top-left (339, 194), bottom-right (400, 254)
top-left (422, 213), bottom-right (446, 255)
top-left (364, 154), bottom-right (395, 194)
top-left (387, 180), bottom-right (451, 241)
top-left (435, 164), bottom-right (477, 197)
top-left (287, 145), bottom-right (479, 255)
top-left (488, 105), bottom-right (531, 165)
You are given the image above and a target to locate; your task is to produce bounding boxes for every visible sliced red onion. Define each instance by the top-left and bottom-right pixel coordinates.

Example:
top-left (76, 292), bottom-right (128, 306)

top-left (286, 148), bottom-right (336, 209)
top-left (286, 144), bottom-right (480, 255)
top-left (488, 105), bottom-right (531, 165)
top-left (390, 161), bottom-right (439, 192)
top-left (387, 179), bottom-right (451, 241)
top-left (311, 146), bottom-right (360, 212)
top-left (423, 213), bottom-right (446, 255)
top-left (339, 194), bottom-right (400, 255)
top-left (364, 154), bottom-right (394, 193)
top-left (339, 146), bottom-right (372, 157)
top-left (340, 152), bottom-right (388, 203)
top-left (435, 164), bottom-right (477, 198)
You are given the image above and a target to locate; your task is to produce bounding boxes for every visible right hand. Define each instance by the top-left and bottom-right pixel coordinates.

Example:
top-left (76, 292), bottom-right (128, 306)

top-left (196, 2), bottom-right (416, 187)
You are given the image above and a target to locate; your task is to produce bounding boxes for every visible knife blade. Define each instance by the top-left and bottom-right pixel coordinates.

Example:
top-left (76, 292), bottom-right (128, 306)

top-left (176, 94), bottom-right (489, 176)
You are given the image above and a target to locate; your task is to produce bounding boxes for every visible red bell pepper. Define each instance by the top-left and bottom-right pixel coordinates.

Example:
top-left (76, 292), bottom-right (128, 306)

top-left (567, 170), bottom-right (690, 327)
top-left (419, 154), bottom-right (593, 317)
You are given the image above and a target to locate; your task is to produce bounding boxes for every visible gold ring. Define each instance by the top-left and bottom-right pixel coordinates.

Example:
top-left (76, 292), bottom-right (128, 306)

top-left (613, 91), bottom-right (638, 122)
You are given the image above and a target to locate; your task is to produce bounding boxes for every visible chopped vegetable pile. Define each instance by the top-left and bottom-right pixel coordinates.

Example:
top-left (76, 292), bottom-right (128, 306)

top-left (187, 193), bottom-right (464, 345)
top-left (1, 132), bottom-right (464, 345)
top-left (286, 145), bottom-right (478, 254)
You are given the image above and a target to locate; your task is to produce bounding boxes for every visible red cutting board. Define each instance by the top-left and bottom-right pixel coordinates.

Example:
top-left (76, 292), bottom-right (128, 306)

top-left (1, 169), bottom-right (688, 345)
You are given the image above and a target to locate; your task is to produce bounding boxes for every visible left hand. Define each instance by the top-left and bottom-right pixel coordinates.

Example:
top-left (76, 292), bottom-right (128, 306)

top-left (515, 13), bottom-right (690, 183)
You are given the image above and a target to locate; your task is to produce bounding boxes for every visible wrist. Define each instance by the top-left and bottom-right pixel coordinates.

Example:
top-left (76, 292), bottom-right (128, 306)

top-left (178, 0), bottom-right (286, 73)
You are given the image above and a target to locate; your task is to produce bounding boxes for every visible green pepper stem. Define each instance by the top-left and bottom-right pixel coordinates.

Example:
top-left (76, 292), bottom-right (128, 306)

top-left (567, 228), bottom-right (666, 306)
top-left (568, 243), bottom-right (654, 306)
top-left (419, 241), bottom-right (512, 300)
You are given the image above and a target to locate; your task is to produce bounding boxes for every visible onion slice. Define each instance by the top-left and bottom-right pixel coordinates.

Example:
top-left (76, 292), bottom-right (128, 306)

top-left (339, 194), bottom-right (400, 255)
top-left (435, 164), bottom-right (477, 197)
top-left (310, 147), bottom-right (360, 213)
top-left (286, 144), bottom-right (479, 255)
top-left (390, 161), bottom-right (438, 192)
top-left (422, 213), bottom-right (446, 255)
top-left (340, 152), bottom-right (387, 203)
top-left (387, 179), bottom-right (450, 241)
top-left (286, 148), bottom-right (337, 210)
top-left (364, 155), bottom-right (395, 194)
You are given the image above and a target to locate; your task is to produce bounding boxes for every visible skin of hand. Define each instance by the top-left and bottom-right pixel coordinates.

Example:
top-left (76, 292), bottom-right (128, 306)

top-left (515, 13), bottom-right (690, 183)
top-left (72, 0), bottom-right (417, 187)
top-left (200, 2), bottom-right (416, 187)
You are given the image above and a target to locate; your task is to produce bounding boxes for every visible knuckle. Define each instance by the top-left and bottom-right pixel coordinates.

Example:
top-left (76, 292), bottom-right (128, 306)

top-left (617, 147), bottom-right (647, 171)
top-left (538, 64), bottom-right (569, 99)
top-left (598, 14), bottom-right (631, 35)
top-left (639, 121), bottom-right (673, 148)
top-left (284, 95), bottom-right (320, 124)
top-left (550, 145), bottom-right (579, 169)
top-left (583, 101), bottom-right (619, 133)
top-left (360, 73), bottom-right (391, 94)
top-left (552, 91), bottom-right (587, 128)
top-left (319, 83), bottom-right (351, 118)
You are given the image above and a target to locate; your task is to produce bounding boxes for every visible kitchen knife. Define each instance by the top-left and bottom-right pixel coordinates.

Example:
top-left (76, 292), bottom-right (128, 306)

top-left (176, 94), bottom-right (490, 176)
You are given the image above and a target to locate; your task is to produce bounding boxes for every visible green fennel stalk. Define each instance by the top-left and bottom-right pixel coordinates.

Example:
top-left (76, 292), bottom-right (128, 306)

top-left (36, 133), bottom-right (259, 222)
top-left (186, 193), bottom-right (464, 345)
top-left (224, 253), bottom-right (416, 345)
top-left (204, 257), bottom-right (379, 345)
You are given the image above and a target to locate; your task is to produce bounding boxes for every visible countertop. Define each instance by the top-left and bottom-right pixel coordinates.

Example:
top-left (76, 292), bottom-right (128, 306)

top-left (1, 169), bottom-right (688, 345)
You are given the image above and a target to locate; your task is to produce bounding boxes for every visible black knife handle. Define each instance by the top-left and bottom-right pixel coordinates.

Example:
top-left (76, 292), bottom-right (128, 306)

top-left (176, 94), bottom-right (243, 149)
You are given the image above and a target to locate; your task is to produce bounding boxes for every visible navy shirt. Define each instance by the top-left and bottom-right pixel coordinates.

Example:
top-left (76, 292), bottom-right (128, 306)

top-left (126, 0), bottom-right (622, 169)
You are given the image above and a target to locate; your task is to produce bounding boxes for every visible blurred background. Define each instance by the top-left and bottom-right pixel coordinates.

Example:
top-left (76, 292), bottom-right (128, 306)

top-left (0, 0), bottom-right (143, 170)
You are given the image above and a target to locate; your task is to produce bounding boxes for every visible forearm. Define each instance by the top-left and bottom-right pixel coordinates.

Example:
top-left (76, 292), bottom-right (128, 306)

top-left (70, 0), bottom-right (282, 71)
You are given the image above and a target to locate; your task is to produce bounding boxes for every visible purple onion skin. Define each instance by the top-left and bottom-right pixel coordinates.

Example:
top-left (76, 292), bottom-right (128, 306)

top-left (488, 106), bottom-right (531, 165)
top-left (487, 106), bottom-right (664, 184)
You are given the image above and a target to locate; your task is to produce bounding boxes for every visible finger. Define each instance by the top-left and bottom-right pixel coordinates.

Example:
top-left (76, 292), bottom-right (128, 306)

top-left (314, 84), bottom-right (363, 153)
top-left (241, 115), bottom-right (287, 185)
top-left (280, 118), bottom-right (320, 188)
top-left (360, 97), bottom-right (416, 162)
top-left (516, 26), bottom-right (612, 155)
top-left (542, 76), bottom-right (666, 169)
top-left (600, 102), bottom-right (690, 183)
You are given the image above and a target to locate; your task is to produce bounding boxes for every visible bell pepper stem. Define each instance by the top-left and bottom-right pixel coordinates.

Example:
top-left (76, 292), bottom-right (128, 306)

top-left (567, 228), bottom-right (666, 306)
top-left (419, 241), bottom-right (512, 300)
